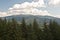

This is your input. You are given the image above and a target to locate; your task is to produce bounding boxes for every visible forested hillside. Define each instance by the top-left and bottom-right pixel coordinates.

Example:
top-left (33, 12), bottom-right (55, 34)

top-left (0, 18), bottom-right (60, 40)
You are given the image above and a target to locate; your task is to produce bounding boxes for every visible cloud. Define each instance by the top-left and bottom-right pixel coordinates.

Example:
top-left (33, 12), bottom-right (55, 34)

top-left (53, 15), bottom-right (60, 18)
top-left (0, 12), bottom-right (8, 17)
top-left (0, 0), bottom-right (60, 18)
top-left (49, 0), bottom-right (60, 7)
top-left (0, 9), bottom-right (52, 17)
top-left (8, 0), bottom-right (50, 16)
top-left (8, 8), bottom-right (51, 16)
top-left (0, 0), bottom-right (49, 17)
top-left (0, 11), bottom-right (13, 17)
top-left (9, 0), bottom-right (45, 10)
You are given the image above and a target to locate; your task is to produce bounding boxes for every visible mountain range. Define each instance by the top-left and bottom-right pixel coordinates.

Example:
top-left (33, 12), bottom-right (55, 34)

top-left (1, 14), bottom-right (60, 25)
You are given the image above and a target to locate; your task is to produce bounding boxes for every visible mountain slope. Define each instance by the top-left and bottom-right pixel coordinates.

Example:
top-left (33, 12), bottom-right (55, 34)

top-left (1, 15), bottom-right (60, 25)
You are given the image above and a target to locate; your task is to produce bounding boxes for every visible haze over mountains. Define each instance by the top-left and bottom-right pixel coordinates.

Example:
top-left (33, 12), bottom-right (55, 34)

top-left (1, 14), bottom-right (59, 25)
top-left (0, 11), bottom-right (60, 18)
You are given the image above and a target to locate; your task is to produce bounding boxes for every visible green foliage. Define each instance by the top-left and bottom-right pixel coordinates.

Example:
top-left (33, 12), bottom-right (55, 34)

top-left (0, 18), bottom-right (60, 40)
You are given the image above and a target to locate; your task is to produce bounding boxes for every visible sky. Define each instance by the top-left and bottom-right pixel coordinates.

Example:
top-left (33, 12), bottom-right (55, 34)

top-left (0, 0), bottom-right (60, 18)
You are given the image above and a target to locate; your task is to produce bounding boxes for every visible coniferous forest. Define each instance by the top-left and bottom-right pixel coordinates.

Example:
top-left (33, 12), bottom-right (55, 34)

top-left (0, 18), bottom-right (60, 40)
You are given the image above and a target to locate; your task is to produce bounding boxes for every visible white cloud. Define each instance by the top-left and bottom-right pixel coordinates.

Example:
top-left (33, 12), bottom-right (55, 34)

top-left (8, 8), bottom-right (51, 16)
top-left (0, 0), bottom-right (47, 17)
top-left (8, 0), bottom-right (48, 16)
top-left (9, 0), bottom-right (45, 10)
top-left (53, 15), bottom-right (60, 18)
top-left (0, 0), bottom-right (60, 18)
top-left (33, 0), bottom-right (39, 2)
top-left (0, 12), bottom-right (7, 17)
top-left (49, 0), bottom-right (60, 7)
top-left (0, 11), bottom-right (13, 17)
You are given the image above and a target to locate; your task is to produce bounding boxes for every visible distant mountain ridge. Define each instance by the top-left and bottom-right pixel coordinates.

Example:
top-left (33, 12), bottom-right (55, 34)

top-left (1, 14), bottom-right (60, 25)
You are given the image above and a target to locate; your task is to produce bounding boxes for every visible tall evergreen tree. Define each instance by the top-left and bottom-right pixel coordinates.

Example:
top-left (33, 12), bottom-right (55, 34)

top-left (43, 22), bottom-right (53, 40)
top-left (32, 19), bottom-right (42, 40)
top-left (21, 18), bottom-right (27, 40)
top-left (49, 20), bottom-right (60, 40)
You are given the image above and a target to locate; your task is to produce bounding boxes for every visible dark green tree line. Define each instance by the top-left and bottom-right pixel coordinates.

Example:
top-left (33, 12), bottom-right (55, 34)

top-left (0, 18), bottom-right (60, 40)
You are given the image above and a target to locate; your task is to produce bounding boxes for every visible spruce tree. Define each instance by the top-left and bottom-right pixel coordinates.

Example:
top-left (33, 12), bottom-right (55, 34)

top-left (49, 20), bottom-right (60, 40)
top-left (32, 19), bottom-right (42, 40)
top-left (21, 18), bottom-right (27, 40)
top-left (43, 22), bottom-right (53, 40)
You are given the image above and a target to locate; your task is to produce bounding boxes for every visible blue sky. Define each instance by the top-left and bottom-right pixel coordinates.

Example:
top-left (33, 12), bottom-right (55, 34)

top-left (0, 0), bottom-right (60, 17)
top-left (0, 0), bottom-right (34, 11)
top-left (0, 0), bottom-right (25, 11)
